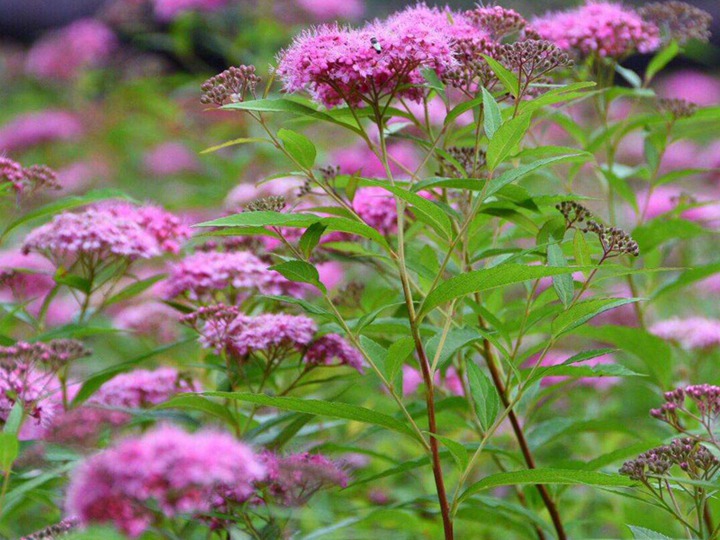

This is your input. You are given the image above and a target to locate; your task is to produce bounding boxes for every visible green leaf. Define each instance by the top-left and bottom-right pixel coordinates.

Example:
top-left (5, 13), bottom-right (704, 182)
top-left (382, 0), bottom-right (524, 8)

top-left (419, 264), bottom-right (583, 319)
top-left (653, 261), bottom-right (720, 299)
top-left (270, 260), bottom-right (326, 293)
top-left (482, 87), bottom-right (502, 139)
top-left (445, 94), bottom-right (483, 127)
top-left (0, 432), bottom-right (18, 471)
top-left (205, 392), bottom-right (420, 441)
top-left (200, 137), bottom-right (269, 154)
top-left (53, 273), bottom-right (91, 294)
top-left (103, 274), bottom-right (166, 307)
top-left (573, 230), bottom-right (592, 271)
top-left (385, 337), bottom-right (415, 384)
top-left (359, 179), bottom-right (454, 239)
top-left (277, 128), bottom-right (317, 169)
top-left (299, 223), bottom-right (327, 259)
top-left (2, 189), bottom-right (132, 240)
top-left (431, 433), bottom-right (469, 470)
top-left (615, 64), bottom-right (642, 88)
top-left (552, 298), bottom-right (640, 336)
top-left (633, 218), bottom-right (708, 253)
top-left (156, 394), bottom-right (238, 428)
top-left (197, 211), bottom-right (320, 229)
top-left (466, 361), bottom-right (499, 430)
top-left (426, 327), bottom-right (507, 369)
top-left (628, 525), bottom-right (674, 540)
top-left (547, 243), bottom-right (574, 307)
top-left (482, 54), bottom-right (520, 97)
top-left (222, 98), bottom-right (363, 135)
top-left (645, 41), bottom-right (680, 83)
top-left (459, 468), bottom-right (634, 503)
top-left (2, 402), bottom-right (23, 435)
top-left (486, 114), bottom-right (532, 171)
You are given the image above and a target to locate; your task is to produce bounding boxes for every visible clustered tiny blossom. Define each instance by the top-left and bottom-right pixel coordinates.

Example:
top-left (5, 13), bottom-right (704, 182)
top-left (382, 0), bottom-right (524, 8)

top-left (164, 250), bottom-right (303, 301)
top-left (352, 187), bottom-right (398, 235)
top-left (66, 424), bottom-right (266, 537)
top-left (638, 1), bottom-right (712, 45)
top-left (22, 202), bottom-right (190, 263)
top-left (186, 309), bottom-right (317, 358)
top-left (0, 110), bottom-right (84, 153)
top-left (533, 1), bottom-right (661, 59)
top-left (93, 367), bottom-right (200, 408)
top-left (305, 334), bottom-right (364, 372)
top-left (114, 302), bottom-right (182, 343)
top-left (650, 384), bottom-right (720, 432)
top-left (0, 158), bottom-right (60, 196)
top-left (260, 451), bottom-right (349, 506)
top-left (650, 317), bottom-right (720, 349)
top-left (620, 437), bottom-right (719, 482)
top-left (276, 4), bottom-right (458, 108)
top-left (25, 19), bottom-right (116, 80)
top-left (200, 65), bottom-right (261, 106)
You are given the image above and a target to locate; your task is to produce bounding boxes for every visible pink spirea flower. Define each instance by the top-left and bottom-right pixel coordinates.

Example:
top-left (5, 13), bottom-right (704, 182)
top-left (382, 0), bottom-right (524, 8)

top-left (55, 160), bottom-right (107, 192)
top-left (0, 249), bottom-right (55, 299)
top-left (164, 250), bottom-right (302, 300)
top-left (533, 1), bottom-right (661, 59)
top-left (0, 110), bottom-right (84, 153)
top-left (352, 187), bottom-right (398, 235)
top-left (22, 202), bottom-right (190, 262)
top-left (334, 141), bottom-right (420, 179)
top-left (66, 424), bottom-right (265, 537)
top-left (529, 349), bottom-right (619, 389)
top-left (651, 317), bottom-right (720, 349)
top-left (317, 261), bottom-right (344, 290)
top-left (143, 142), bottom-right (200, 176)
top-left (152, 0), bottom-right (230, 22)
top-left (25, 19), bottom-right (116, 80)
top-left (276, 4), bottom-right (458, 108)
top-left (93, 367), bottom-right (200, 408)
top-left (43, 405), bottom-right (130, 448)
top-left (198, 312), bottom-right (317, 358)
top-left (296, 0), bottom-right (364, 21)
top-left (657, 70), bottom-right (720, 107)
top-left (260, 451), bottom-right (348, 506)
top-left (0, 157), bottom-right (26, 192)
top-left (0, 362), bottom-right (60, 439)
top-left (114, 302), bottom-right (181, 343)
top-left (305, 334), bottom-right (364, 371)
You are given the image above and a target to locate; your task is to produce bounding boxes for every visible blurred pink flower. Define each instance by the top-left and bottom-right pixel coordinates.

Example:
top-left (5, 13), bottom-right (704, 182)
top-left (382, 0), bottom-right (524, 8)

top-left (66, 424), bottom-right (265, 537)
top-left (152, 0), bottom-right (230, 22)
top-left (0, 110), bottom-right (84, 153)
top-left (295, 0), bottom-right (363, 21)
top-left (352, 187), bottom-right (398, 235)
top-left (533, 2), bottom-right (660, 58)
top-left (224, 176), bottom-right (304, 210)
top-left (651, 317), bottom-right (720, 349)
top-left (317, 261), bottom-right (344, 290)
top-left (25, 19), bottom-right (116, 80)
top-left (305, 334), bottom-right (364, 372)
top-left (93, 367), bottom-right (200, 408)
top-left (143, 142), bottom-right (201, 176)
top-left (55, 160), bottom-right (108, 192)
top-left (657, 70), bottom-right (720, 107)
top-left (114, 302), bottom-right (182, 343)
top-left (334, 141), bottom-right (420, 179)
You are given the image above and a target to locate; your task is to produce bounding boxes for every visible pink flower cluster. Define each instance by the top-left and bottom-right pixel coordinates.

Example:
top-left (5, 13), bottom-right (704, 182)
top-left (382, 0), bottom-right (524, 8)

top-left (191, 309), bottom-right (317, 358)
top-left (143, 142), bottom-right (201, 176)
top-left (66, 424), bottom-right (265, 537)
top-left (0, 157), bottom-right (59, 196)
top-left (533, 1), bottom-right (661, 59)
top-left (260, 451), bottom-right (348, 506)
top-left (0, 249), bottom-right (55, 300)
top-left (152, 0), bottom-right (230, 22)
top-left (114, 302), bottom-right (182, 343)
top-left (164, 250), bottom-right (303, 301)
top-left (650, 317), bottom-right (720, 349)
top-left (276, 4), bottom-right (460, 107)
top-left (295, 0), bottom-right (364, 21)
top-left (402, 366), bottom-right (464, 397)
top-left (0, 110), bottom-right (84, 153)
top-left (305, 334), bottom-right (364, 372)
top-left (25, 19), bottom-right (116, 81)
top-left (0, 361), bottom-right (60, 439)
top-left (22, 202), bottom-right (190, 263)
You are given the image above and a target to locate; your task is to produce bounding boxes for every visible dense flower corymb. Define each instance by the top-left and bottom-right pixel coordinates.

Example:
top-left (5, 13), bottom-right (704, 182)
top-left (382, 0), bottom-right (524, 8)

top-left (276, 4), bottom-right (458, 108)
top-left (66, 424), bottom-right (266, 537)
top-left (22, 202), bottom-right (190, 263)
top-left (305, 334), bottom-right (364, 371)
top-left (164, 250), bottom-right (303, 301)
top-left (533, 1), bottom-right (661, 59)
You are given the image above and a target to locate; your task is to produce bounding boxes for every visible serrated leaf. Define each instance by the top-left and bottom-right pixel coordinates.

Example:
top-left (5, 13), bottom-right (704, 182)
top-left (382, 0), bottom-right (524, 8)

top-left (482, 54), bottom-right (520, 97)
top-left (547, 243), bottom-right (574, 306)
top-left (552, 298), bottom-right (640, 336)
top-left (419, 264), bottom-right (583, 319)
top-left (277, 128), bottom-right (317, 169)
top-left (459, 468), bottom-right (634, 503)
top-left (466, 361), bottom-right (499, 430)
top-left (482, 87), bottom-right (501, 139)
top-left (299, 223), bottom-right (327, 259)
top-left (270, 260), bottom-right (326, 293)
top-left (486, 114), bottom-right (532, 171)
top-left (628, 525), bottom-right (674, 540)
top-left (206, 392), bottom-right (420, 441)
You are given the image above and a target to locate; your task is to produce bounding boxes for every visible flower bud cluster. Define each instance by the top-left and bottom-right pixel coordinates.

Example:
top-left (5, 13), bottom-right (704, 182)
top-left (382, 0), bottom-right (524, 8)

top-left (200, 65), bottom-right (261, 106)
top-left (639, 1), bottom-right (712, 45)
top-left (620, 438), bottom-right (719, 481)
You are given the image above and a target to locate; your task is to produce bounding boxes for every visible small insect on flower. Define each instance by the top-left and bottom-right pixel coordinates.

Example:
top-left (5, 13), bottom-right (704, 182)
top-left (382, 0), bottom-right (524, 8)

top-left (370, 37), bottom-right (382, 54)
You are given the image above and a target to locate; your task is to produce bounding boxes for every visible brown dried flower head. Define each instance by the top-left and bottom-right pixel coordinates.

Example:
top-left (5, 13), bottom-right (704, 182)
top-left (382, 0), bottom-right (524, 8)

top-left (639, 1), bottom-right (712, 45)
top-left (200, 65), bottom-right (261, 106)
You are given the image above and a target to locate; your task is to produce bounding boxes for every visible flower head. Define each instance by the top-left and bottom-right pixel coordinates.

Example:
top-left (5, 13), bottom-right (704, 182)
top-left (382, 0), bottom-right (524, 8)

top-left (305, 334), bottom-right (364, 371)
top-left (93, 367), bottom-right (200, 409)
top-left (638, 1), bottom-right (712, 45)
top-left (200, 65), bottom-right (261, 106)
top-left (164, 250), bottom-right (303, 301)
top-left (25, 19), bottom-right (116, 80)
top-left (533, 1), bottom-right (661, 59)
top-left (143, 142), bottom-right (200, 176)
top-left (0, 110), bottom-right (84, 153)
top-left (620, 437), bottom-right (719, 481)
top-left (650, 317), bottom-right (720, 349)
top-left (352, 187), bottom-right (398, 235)
top-left (66, 424), bottom-right (265, 537)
